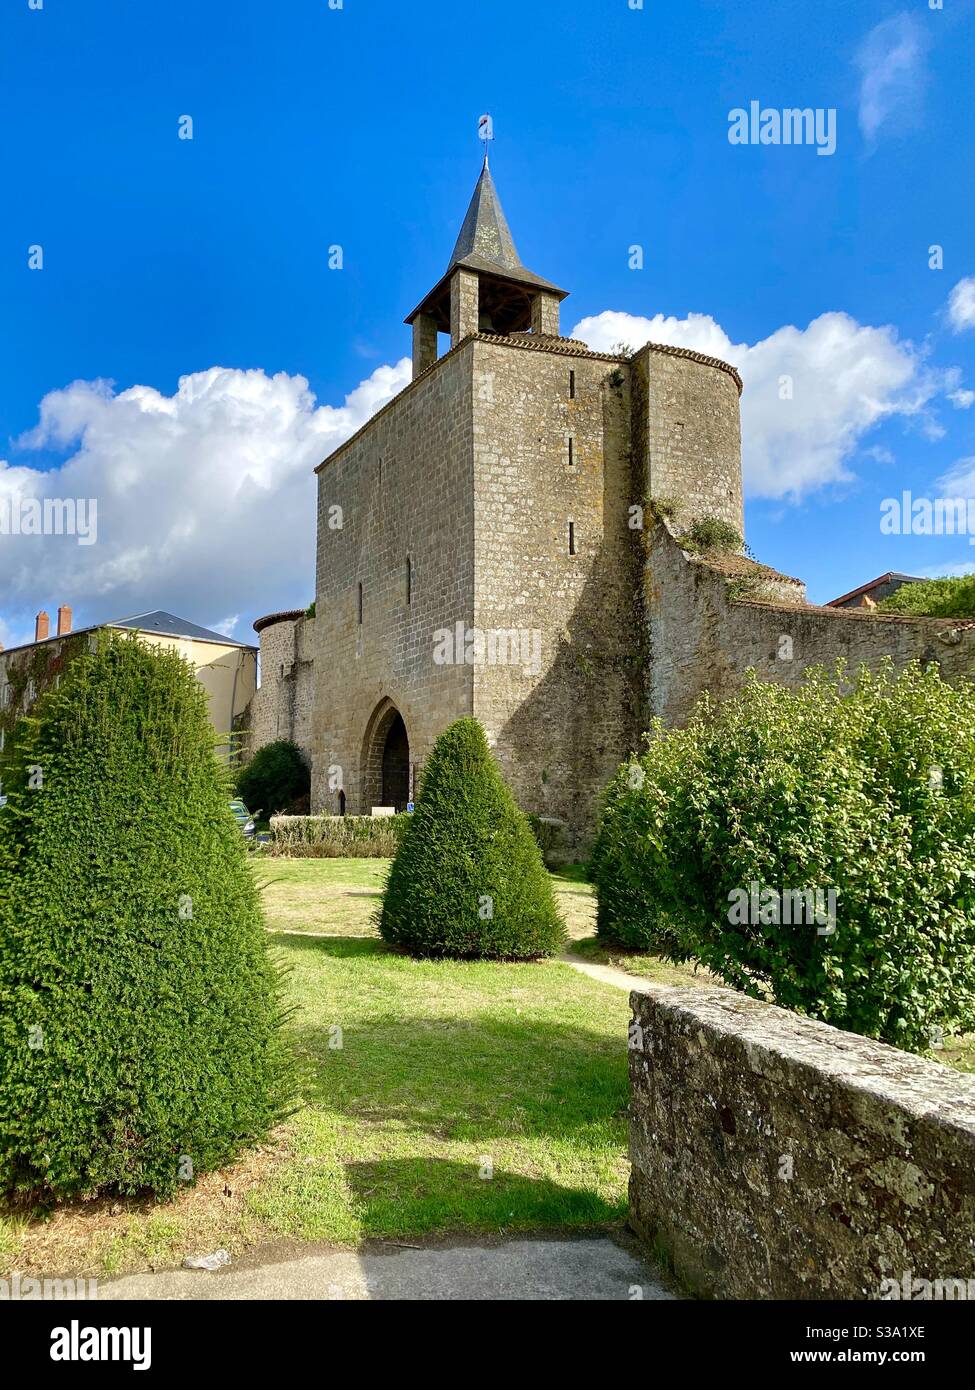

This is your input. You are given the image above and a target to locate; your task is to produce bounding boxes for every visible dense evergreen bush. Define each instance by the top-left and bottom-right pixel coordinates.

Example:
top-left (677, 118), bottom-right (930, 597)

top-left (0, 634), bottom-right (291, 1200)
top-left (592, 662), bottom-right (975, 1050)
top-left (236, 738), bottom-right (310, 816)
top-left (379, 718), bottom-right (565, 959)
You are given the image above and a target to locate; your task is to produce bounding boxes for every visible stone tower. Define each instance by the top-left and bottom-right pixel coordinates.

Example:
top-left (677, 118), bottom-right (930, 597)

top-left (307, 155), bottom-right (746, 841)
top-left (246, 155), bottom-right (975, 841)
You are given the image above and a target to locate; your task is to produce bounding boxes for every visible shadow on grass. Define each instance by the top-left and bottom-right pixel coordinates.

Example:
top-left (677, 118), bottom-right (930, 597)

top-left (275, 936), bottom-right (392, 960)
top-left (278, 936), bottom-right (630, 1145)
top-left (343, 1157), bottom-right (624, 1236)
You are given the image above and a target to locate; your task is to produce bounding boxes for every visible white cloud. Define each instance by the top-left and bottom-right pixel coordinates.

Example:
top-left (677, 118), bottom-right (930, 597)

top-left (570, 308), bottom-right (941, 499)
top-left (949, 388), bottom-right (975, 409)
top-left (916, 561), bottom-right (975, 579)
top-left (855, 13), bottom-right (930, 144)
top-left (0, 307), bottom-right (963, 639)
top-left (948, 278), bottom-right (975, 334)
top-left (0, 360), bottom-right (411, 643)
top-left (936, 455), bottom-right (975, 495)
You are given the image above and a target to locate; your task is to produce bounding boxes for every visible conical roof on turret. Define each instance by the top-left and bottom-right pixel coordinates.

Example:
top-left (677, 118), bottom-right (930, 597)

top-left (406, 156), bottom-right (567, 327)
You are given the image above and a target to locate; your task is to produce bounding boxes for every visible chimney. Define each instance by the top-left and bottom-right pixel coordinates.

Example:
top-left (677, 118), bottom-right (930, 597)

top-left (56, 605), bottom-right (72, 636)
top-left (35, 611), bottom-right (50, 642)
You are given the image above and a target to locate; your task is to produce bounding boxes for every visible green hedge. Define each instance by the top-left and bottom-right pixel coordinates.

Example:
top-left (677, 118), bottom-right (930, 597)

top-left (380, 718), bottom-right (565, 959)
top-left (0, 634), bottom-right (292, 1200)
top-left (267, 814), bottom-right (408, 857)
top-left (592, 662), bottom-right (975, 1051)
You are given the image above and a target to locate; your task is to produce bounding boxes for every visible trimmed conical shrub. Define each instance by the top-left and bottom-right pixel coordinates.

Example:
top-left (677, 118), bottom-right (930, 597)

top-left (0, 634), bottom-right (291, 1200)
top-left (379, 718), bottom-right (565, 959)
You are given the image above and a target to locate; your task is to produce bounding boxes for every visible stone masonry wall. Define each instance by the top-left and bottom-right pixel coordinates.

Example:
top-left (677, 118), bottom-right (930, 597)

top-left (645, 521), bottom-right (975, 727)
top-left (248, 615), bottom-right (316, 763)
top-left (629, 985), bottom-right (975, 1299)
top-left (305, 326), bottom-right (971, 840)
top-left (310, 344), bottom-right (475, 814)
top-left (0, 635), bottom-right (84, 755)
top-left (470, 337), bottom-right (642, 842)
top-left (450, 269), bottom-right (479, 346)
top-left (632, 344), bottom-right (744, 535)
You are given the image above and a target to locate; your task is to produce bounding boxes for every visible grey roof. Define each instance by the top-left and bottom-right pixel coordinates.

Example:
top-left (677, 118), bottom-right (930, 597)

top-left (451, 157), bottom-right (523, 272)
top-left (109, 611), bottom-right (252, 647)
top-left (0, 609), bottom-right (254, 660)
top-left (445, 156), bottom-right (566, 295)
top-left (826, 573), bottom-right (925, 608)
top-left (406, 157), bottom-right (567, 324)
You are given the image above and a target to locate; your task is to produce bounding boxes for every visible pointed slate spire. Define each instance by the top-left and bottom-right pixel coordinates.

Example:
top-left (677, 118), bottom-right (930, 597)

top-left (447, 153), bottom-right (523, 275)
top-left (405, 153), bottom-right (568, 345)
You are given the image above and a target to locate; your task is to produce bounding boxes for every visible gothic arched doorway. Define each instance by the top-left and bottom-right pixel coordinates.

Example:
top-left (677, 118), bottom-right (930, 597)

top-left (362, 699), bottom-right (411, 812)
top-left (381, 713), bottom-right (410, 811)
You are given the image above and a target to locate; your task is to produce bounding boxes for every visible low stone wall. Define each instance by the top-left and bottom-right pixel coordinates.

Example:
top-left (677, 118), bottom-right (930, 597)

top-left (628, 985), bottom-right (975, 1300)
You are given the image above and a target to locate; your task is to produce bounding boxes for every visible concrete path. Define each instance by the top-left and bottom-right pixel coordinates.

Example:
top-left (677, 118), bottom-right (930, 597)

top-left (558, 951), bottom-right (653, 993)
top-left (96, 1234), bottom-right (677, 1302)
top-left (271, 936), bottom-right (658, 994)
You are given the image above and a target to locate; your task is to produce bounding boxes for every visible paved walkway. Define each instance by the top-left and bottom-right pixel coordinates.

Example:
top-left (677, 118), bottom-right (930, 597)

top-left (558, 951), bottom-right (658, 993)
top-left (97, 1234), bottom-right (677, 1301)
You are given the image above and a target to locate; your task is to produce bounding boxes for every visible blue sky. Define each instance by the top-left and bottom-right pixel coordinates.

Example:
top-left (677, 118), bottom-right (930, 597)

top-left (2, 0), bottom-right (974, 646)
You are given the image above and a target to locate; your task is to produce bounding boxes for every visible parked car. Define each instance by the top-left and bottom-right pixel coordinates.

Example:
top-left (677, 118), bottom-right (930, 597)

top-left (229, 798), bottom-right (257, 838)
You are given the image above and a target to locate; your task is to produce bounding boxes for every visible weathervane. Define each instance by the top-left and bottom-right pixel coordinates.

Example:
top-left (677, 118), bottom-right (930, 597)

top-left (478, 113), bottom-right (494, 166)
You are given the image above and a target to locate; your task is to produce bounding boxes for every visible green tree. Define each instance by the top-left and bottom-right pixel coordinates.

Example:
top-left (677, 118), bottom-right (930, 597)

top-left (593, 662), bottom-right (975, 1051)
top-left (236, 739), bottom-right (310, 816)
top-left (379, 718), bottom-right (565, 959)
top-left (878, 574), bottom-right (975, 619)
top-left (0, 634), bottom-right (291, 1199)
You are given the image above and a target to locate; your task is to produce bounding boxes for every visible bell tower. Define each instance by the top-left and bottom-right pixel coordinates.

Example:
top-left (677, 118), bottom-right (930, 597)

top-left (405, 153), bottom-right (569, 378)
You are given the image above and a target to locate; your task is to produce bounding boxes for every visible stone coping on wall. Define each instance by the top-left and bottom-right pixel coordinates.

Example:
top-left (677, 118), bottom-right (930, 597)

top-left (315, 330), bottom-right (743, 473)
top-left (629, 338), bottom-right (743, 394)
top-left (732, 594), bottom-right (975, 629)
top-left (628, 984), bottom-right (975, 1300)
top-left (690, 549), bottom-right (803, 586)
top-left (253, 609), bottom-right (308, 634)
top-left (632, 986), bottom-right (975, 1120)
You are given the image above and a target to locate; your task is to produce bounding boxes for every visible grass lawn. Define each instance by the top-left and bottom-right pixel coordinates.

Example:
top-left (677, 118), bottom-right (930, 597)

top-left (259, 856), bottom-right (390, 936)
top-left (258, 857), bottom-right (604, 942)
top-left (4, 856), bottom-right (971, 1277)
top-left (0, 858), bottom-right (638, 1277)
